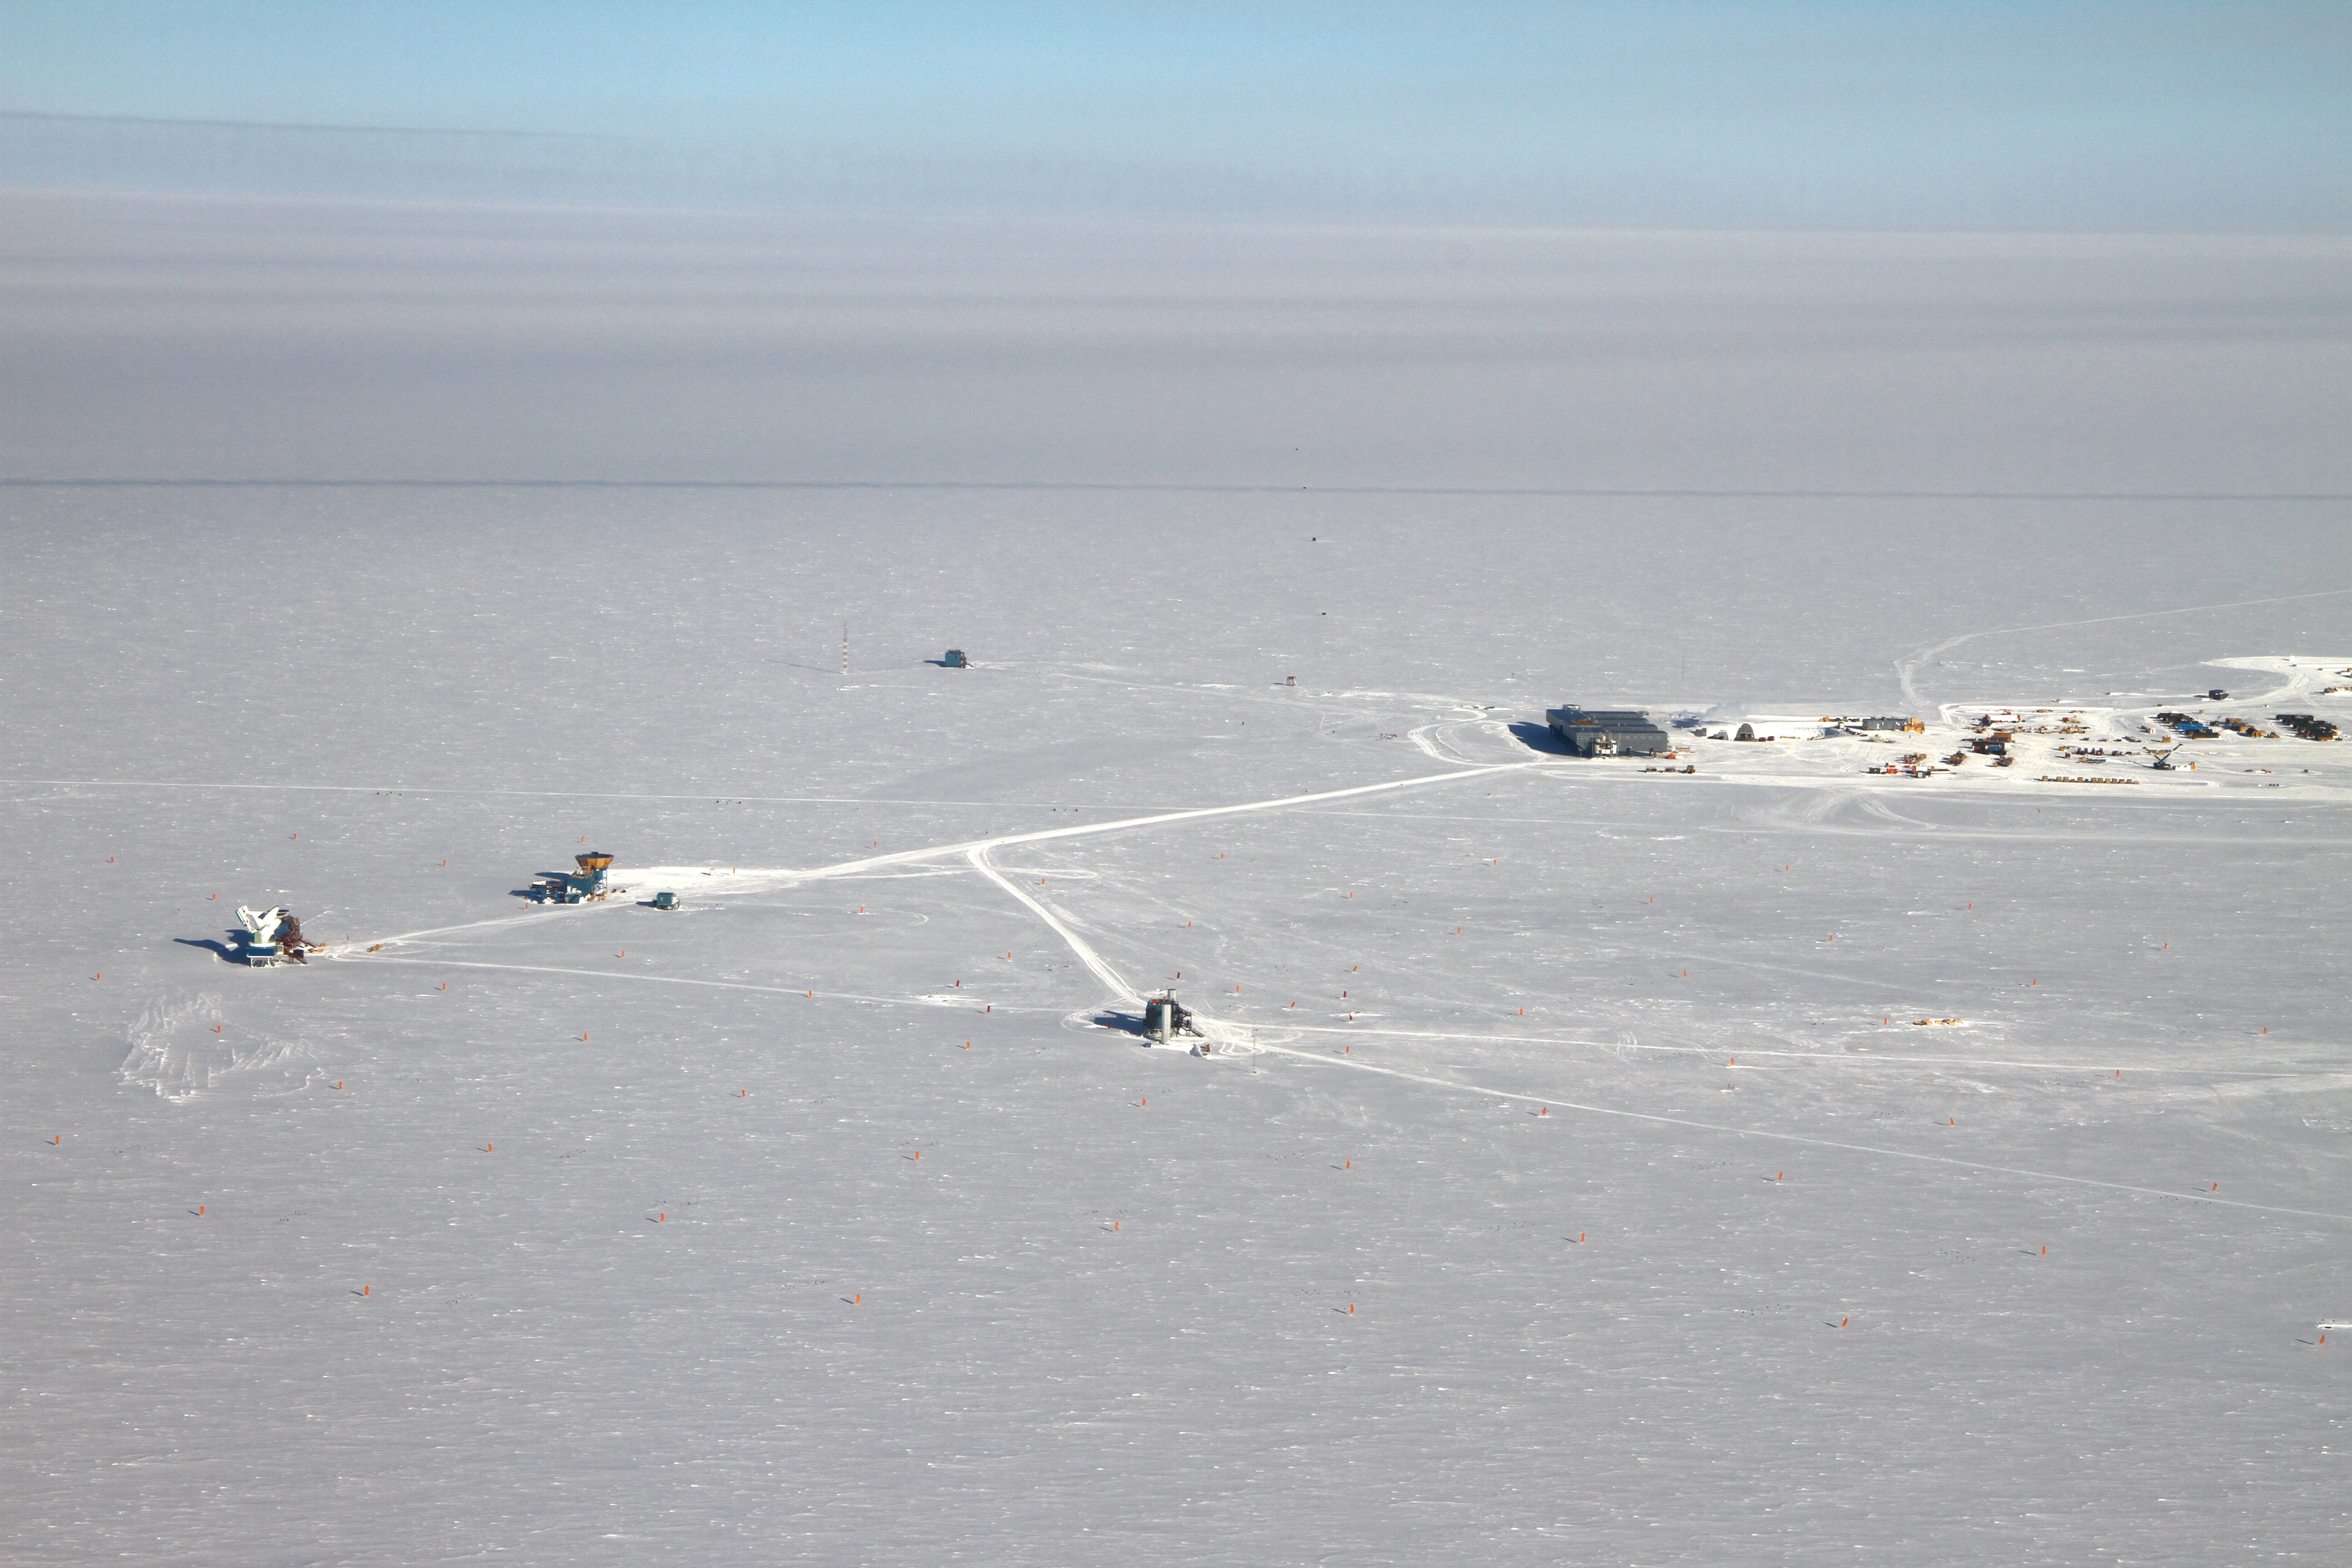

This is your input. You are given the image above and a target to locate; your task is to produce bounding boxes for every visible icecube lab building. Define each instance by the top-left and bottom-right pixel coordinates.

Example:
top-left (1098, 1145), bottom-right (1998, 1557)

top-left (1546, 706), bottom-right (1673, 756)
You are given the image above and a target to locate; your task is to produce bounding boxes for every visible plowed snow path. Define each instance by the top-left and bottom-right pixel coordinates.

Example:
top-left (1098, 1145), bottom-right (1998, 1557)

top-left (950, 833), bottom-right (2352, 1221)
top-left (1894, 587), bottom-right (2352, 705)
top-left (966, 845), bottom-right (1141, 1005)
top-left (348, 760), bottom-right (1545, 951)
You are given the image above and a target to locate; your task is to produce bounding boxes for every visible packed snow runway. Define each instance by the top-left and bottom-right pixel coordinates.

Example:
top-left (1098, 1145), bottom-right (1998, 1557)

top-left (7, 199), bottom-right (2352, 1565)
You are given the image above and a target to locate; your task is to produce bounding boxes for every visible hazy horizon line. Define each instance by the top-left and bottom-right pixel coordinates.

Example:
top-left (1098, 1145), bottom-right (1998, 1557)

top-left (6, 478), bottom-right (2345, 503)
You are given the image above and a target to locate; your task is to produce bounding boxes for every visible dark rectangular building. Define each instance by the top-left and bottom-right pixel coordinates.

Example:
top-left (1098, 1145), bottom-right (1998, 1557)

top-left (1547, 706), bottom-right (1673, 756)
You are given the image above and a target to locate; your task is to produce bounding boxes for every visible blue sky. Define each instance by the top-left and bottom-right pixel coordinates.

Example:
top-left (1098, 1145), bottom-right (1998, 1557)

top-left (4, 2), bottom-right (2347, 226)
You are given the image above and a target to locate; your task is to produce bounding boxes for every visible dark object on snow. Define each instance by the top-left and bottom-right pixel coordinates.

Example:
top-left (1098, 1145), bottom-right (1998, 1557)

top-left (2208, 688), bottom-right (2229, 700)
top-left (1547, 706), bottom-right (1672, 756)
top-left (651, 890), bottom-right (678, 910)
top-left (2275, 713), bottom-right (2338, 740)
top-left (943, 649), bottom-right (967, 668)
top-left (1143, 994), bottom-right (1198, 1044)
top-left (530, 853), bottom-right (617, 904)
top-left (233, 904), bottom-right (321, 965)
top-left (275, 915), bottom-right (318, 963)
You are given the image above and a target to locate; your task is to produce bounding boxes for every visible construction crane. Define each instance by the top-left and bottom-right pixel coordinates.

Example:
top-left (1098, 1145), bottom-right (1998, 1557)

top-left (2150, 741), bottom-right (2189, 770)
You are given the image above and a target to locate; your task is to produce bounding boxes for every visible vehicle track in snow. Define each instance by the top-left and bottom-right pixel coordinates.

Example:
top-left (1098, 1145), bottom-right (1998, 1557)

top-left (946, 839), bottom-right (2351, 1219)
top-left (342, 759), bottom-right (1548, 952)
top-left (1218, 1036), bottom-right (2352, 1222)
top-left (1894, 588), bottom-right (2352, 707)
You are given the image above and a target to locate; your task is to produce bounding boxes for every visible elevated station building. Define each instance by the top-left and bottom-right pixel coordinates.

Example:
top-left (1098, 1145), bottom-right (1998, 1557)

top-left (1546, 706), bottom-right (1673, 756)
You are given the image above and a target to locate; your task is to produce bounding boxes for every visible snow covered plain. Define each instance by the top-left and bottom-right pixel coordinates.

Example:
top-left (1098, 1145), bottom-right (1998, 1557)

top-left (5, 194), bottom-right (2351, 1564)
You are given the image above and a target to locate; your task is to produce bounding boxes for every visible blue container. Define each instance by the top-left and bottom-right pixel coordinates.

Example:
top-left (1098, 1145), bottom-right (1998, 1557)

top-left (944, 649), bottom-right (967, 668)
top-left (652, 890), bottom-right (678, 910)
